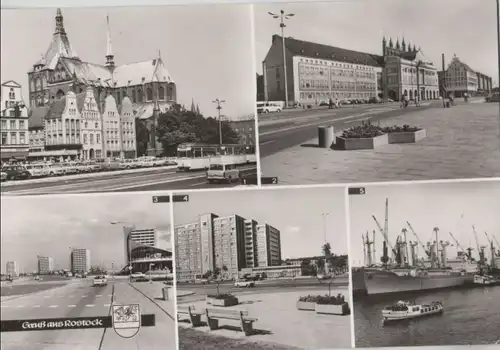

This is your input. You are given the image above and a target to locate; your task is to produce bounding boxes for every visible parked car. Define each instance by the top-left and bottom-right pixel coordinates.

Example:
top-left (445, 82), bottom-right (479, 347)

top-left (2, 165), bottom-right (32, 180)
top-left (486, 92), bottom-right (499, 102)
top-left (369, 96), bottom-right (382, 104)
top-left (234, 280), bottom-right (255, 288)
top-left (1, 171), bottom-right (7, 182)
top-left (48, 163), bottom-right (66, 176)
top-left (26, 164), bottom-right (50, 178)
top-left (92, 275), bottom-right (108, 287)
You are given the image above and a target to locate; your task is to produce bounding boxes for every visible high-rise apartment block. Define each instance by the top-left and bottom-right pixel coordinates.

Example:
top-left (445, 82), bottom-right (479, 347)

top-left (175, 213), bottom-right (281, 281)
top-left (6, 261), bottom-right (19, 278)
top-left (70, 248), bottom-right (91, 273)
top-left (37, 256), bottom-right (54, 274)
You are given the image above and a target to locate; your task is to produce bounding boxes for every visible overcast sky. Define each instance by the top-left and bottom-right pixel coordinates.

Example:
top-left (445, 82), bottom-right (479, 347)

top-left (0, 193), bottom-right (171, 274)
top-left (174, 186), bottom-right (347, 259)
top-left (349, 181), bottom-right (500, 267)
top-left (255, 0), bottom-right (499, 86)
top-left (0, 5), bottom-right (255, 119)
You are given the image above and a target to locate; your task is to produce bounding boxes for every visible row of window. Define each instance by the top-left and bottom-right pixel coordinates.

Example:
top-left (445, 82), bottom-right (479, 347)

top-left (299, 91), bottom-right (376, 101)
top-left (298, 66), bottom-right (376, 80)
top-left (1, 132), bottom-right (27, 146)
top-left (298, 57), bottom-right (376, 71)
top-left (299, 79), bottom-right (376, 91)
top-left (1, 120), bottom-right (27, 130)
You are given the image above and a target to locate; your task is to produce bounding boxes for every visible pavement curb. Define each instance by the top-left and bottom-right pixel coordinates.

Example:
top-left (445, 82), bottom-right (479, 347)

top-left (177, 291), bottom-right (196, 297)
top-left (127, 282), bottom-right (175, 321)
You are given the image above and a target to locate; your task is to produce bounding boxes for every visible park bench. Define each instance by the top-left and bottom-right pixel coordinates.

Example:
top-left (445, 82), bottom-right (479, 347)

top-left (177, 305), bottom-right (203, 327)
top-left (204, 308), bottom-right (257, 336)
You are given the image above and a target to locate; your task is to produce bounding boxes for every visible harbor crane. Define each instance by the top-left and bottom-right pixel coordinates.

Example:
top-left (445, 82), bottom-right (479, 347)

top-left (372, 215), bottom-right (395, 265)
top-left (362, 230), bottom-right (375, 266)
top-left (472, 225), bottom-right (487, 265)
top-left (406, 221), bottom-right (431, 258)
top-left (492, 234), bottom-right (500, 257)
top-left (449, 232), bottom-right (472, 259)
top-left (484, 231), bottom-right (497, 269)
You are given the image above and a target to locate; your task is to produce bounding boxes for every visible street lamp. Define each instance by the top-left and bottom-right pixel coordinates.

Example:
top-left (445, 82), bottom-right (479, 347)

top-left (149, 263), bottom-right (155, 283)
top-left (110, 221), bottom-right (134, 281)
top-left (269, 10), bottom-right (295, 109)
top-left (212, 99), bottom-right (225, 145)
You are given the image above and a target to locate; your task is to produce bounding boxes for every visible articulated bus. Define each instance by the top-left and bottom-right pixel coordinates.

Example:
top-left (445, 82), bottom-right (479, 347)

top-left (176, 143), bottom-right (256, 171)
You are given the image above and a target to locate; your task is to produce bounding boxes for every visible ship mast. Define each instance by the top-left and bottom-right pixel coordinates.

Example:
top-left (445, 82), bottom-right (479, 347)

top-left (433, 227), bottom-right (440, 268)
top-left (406, 221), bottom-right (431, 259)
top-left (472, 225), bottom-right (486, 265)
top-left (484, 231), bottom-right (496, 269)
top-left (449, 231), bottom-right (471, 260)
top-left (372, 230), bottom-right (376, 265)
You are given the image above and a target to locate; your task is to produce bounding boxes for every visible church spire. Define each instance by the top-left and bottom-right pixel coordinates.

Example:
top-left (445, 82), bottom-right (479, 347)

top-left (389, 37), bottom-right (393, 48)
top-left (55, 8), bottom-right (66, 35)
top-left (402, 37), bottom-right (406, 51)
top-left (190, 98), bottom-right (196, 113)
top-left (105, 15), bottom-right (115, 69)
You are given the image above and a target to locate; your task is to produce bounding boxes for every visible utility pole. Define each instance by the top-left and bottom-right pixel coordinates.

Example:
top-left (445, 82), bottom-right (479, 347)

top-left (268, 10), bottom-right (295, 108)
top-left (212, 99), bottom-right (225, 145)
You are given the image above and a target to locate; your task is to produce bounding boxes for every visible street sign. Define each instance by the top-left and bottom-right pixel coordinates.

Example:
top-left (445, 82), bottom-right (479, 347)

top-left (112, 304), bottom-right (141, 338)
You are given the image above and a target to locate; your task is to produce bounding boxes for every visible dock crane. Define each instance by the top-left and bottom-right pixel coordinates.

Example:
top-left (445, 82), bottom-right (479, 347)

top-left (372, 215), bottom-right (395, 266)
top-left (492, 234), bottom-right (500, 257)
top-left (449, 232), bottom-right (472, 260)
top-left (406, 221), bottom-right (431, 258)
top-left (472, 225), bottom-right (487, 265)
top-left (484, 232), bottom-right (497, 269)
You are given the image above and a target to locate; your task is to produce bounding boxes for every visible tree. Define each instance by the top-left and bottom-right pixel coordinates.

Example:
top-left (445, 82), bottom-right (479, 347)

top-left (212, 265), bottom-right (229, 296)
top-left (135, 119), bottom-right (150, 156)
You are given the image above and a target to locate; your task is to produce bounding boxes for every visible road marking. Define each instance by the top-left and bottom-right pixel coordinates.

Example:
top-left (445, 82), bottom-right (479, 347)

top-left (85, 304), bottom-right (95, 307)
top-left (96, 294), bottom-right (102, 297)
top-left (107, 294), bottom-right (113, 297)
top-left (259, 140), bottom-right (277, 146)
top-left (43, 295), bottom-right (50, 298)
top-left (16, 305), bottom-right (25, 308)
top-left (189, 181), bottom-right (209, 187)
top-left (32, 305), bottom-right (41, 308)
top-left (68, 305), bottom-right (77, 308)
top-left (48, 305), bottom-right (58, 308)
top-left (103, 304), bottom-right (111, 307)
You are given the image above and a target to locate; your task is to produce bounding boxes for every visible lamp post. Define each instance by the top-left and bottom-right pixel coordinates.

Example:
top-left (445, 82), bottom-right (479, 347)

top-left (149, 263), bottom-right (155, 283)
top-left (321, 212), bottom-right (330, 243)
top-left (269, 10), bottom-right (295, 109)
top-left (110, 221), bottom-right (134, 282)
top-left (212, 99), bottom-right (225, 145)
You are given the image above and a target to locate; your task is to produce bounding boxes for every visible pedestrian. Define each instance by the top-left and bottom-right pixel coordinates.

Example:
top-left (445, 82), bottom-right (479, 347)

top-left (328, 98), bottom-right (333, 109)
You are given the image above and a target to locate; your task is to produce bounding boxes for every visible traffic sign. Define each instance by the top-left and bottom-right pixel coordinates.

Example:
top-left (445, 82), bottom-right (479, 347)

top-left (112, 304), bottom-right (141, 338)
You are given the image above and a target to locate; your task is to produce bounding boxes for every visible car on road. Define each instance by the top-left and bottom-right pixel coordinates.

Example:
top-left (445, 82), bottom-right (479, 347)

top-left (2, 165), bottom-right (32, 180)
top-left (130, 272), bottom-right (147, 282)
top-left (486, 92), bottom-right (499, 102)
top-left (234, 280), bottom-right (255, 288)
top-left (92, 275), bottom-right (108, 286)
top-left (256, 101), bottom-right (282, 113)
top-left (206, 163), bottom-right (240, 184)
top-left (1, 170), bottom-right (7, 182)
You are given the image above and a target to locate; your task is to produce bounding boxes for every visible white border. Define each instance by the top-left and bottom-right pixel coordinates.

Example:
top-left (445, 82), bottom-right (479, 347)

top-left (345, 185), bottom-right (356, 349)
top-left (169, 192), bottom-right (180, 350)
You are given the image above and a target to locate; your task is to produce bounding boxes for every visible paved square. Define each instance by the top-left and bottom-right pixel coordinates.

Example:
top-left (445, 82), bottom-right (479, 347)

top-left (261, 103), bottom-right (500, 184)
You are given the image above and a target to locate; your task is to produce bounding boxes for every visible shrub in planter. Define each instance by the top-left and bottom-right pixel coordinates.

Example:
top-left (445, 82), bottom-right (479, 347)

top-left (297, 295), bottom-right (320, 311)
top-left (341, 124), bottom-right (384, 139)
top-left (207, 293), bottom-right (236, 300)
top-left (207, 293), bottom-right (238, 307)
top-left (315, 293), bottom-right (349, 315)
top-left (380, 124), bottom-right (421, 133)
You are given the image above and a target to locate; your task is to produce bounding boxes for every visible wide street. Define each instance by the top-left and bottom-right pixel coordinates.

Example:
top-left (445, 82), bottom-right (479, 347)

top-left (176, 276), bottom-right (349, 303)
top-left (1, 278), bottom-right (176, 350)
top-left (0, 165), bottom-right (257, 196)
top-left (258, 101), bottom-right (437, 158)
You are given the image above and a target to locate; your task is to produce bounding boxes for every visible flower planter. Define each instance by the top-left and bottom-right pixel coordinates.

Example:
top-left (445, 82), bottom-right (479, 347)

top-left (210, 297), bottom-right (239, 307)
top-left (336, 134), bottom-right (388, 150)
top-left (387, 129), bottom-right (426, 144)
top-left (296, 301), bottom-right (316, 311)
top-left (315, 302), bottom-right (349, 315)
top-left (206, 296), bottom-right (214, 305)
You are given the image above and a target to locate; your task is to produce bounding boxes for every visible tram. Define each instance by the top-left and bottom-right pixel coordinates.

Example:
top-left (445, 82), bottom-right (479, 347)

top-left (176, 143), bottom-right (256, 171)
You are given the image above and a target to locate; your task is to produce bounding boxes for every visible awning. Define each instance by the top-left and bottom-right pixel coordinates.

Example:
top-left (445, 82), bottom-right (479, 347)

top-left (0, 149), bottom-right (29, 160)
top-left (28, 150), bottom-right (79, 157)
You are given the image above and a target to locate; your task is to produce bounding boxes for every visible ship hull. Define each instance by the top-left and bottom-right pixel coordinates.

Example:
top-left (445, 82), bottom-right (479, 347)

top-left (352, 268), bottom-right (474, 296)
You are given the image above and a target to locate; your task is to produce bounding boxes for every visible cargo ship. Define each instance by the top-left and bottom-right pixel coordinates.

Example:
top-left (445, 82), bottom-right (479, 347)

top-left (353, 266), bottom-right (474, 296)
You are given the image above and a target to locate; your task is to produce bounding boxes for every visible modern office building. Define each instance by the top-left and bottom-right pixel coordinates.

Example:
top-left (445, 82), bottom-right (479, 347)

top-left (122, 226), bottom-right (172, 274)
top-left (37, 256), bottom-right (54, 274)
top-left (262, 35), bottom-right (441, 104)
top-left (1, 81), bottom-right (30, 161)
top-left (256, 224), bottom-right (282, 267)
top-left (6, 261), bottom-right (19, 278)
top-left (70, 248), bottom-right (91, 273)
top-left (175, 212), bottom-right (282, 281)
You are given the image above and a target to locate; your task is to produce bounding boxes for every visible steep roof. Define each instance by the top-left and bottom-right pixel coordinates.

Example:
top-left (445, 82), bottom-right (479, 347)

top-left (43, 92), bottom-right (85, 120)
top-left (1, 80), bottom-right (22, 88)
top-left (60, 58), bottom-right (113, 86)
top-left (132, 101), bottom-right (174, 120)
top-left (274, 35), bottom-right (383, 67)
top-left (33, 9), bottom-right (79, 72)
top-left (113, 58), bottom-right (174, 87)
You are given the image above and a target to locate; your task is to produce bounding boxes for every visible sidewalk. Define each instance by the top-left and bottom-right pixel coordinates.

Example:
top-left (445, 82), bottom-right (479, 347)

top-left (261, 103), bottom-right (500, 184)
top-left (129, 281), bottom-right (175, 317)
top-left (178, 288), bottom-right (351, 349)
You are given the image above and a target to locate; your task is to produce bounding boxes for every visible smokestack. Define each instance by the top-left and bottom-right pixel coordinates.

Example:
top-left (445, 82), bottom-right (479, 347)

top-left (442, 54), bottom-right (445, 72)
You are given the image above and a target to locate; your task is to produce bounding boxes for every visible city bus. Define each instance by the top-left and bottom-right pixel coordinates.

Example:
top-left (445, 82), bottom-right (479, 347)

top-left (176, 143), bottom-right (256, 171)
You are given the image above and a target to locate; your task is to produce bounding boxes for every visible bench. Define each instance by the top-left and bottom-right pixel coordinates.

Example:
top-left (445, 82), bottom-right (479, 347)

top-left (204, 308), bottom-right (258, 336)
top-left (177, 305), bottom-right (203, 327)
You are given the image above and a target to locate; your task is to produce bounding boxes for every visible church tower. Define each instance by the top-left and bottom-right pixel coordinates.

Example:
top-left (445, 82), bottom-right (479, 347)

top-left (105, 15), bottom-right (115, 70)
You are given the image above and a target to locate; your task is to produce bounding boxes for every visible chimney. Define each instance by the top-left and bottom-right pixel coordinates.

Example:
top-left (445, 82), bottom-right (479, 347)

top-left (442, 54), bottom-right (445, 72)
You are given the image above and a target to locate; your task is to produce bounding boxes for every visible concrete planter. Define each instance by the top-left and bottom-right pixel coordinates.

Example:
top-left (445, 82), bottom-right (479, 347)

top-left (296, 301), bottom-right (316, 311)
top-left (315, 302), bottom-right (349, 315)
top-left (336, 134), bottom-right (388, 150)
top-left (387, 129), bottom-right (426, 144)
top-left (205, 296), bottom-right (214, 305)
top-left (210, 297), bottom-right (239, 307)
